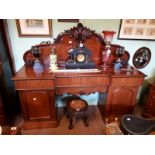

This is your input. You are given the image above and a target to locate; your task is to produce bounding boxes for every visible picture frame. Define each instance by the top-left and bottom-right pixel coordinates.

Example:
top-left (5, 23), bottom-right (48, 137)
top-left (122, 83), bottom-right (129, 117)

top-left (16, 19), bottom-right (52, 37)
top-left (58, 19), bottom-right (79, 23)
top-left (118, 19), bottom-right (155, 40)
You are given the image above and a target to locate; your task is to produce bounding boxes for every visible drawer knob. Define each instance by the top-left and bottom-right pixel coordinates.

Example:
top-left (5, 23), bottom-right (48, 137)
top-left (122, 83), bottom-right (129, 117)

top-left (33, 97), bottom-right (37, 101)
top-left (105, 118), bottom-right (108, 125)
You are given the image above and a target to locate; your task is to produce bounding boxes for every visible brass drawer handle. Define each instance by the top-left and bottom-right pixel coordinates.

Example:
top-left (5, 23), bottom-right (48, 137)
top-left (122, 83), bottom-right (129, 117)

top-left (33, 97), bottom-right (37, 101)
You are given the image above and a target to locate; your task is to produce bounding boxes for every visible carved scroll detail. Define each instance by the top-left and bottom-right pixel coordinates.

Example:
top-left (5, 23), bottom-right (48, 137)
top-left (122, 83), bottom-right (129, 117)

top-left (55, 23), bottom-right (103, 44)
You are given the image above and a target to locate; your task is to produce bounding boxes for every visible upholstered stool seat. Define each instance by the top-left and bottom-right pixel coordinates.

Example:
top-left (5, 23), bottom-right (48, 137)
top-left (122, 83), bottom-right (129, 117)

top-left (120, 114), bottom-right (155, 135)
top-left (66, 98), bottom-right (89, 129)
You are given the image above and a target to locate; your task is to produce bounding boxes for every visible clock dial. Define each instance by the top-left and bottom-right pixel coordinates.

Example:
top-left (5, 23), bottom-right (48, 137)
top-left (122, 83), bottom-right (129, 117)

top-left (76, 53), bottom-right (85, 62)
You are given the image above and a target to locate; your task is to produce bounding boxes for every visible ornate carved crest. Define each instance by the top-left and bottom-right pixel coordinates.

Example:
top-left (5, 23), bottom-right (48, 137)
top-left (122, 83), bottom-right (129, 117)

top-left (55, 23), bottom-right (103, 44)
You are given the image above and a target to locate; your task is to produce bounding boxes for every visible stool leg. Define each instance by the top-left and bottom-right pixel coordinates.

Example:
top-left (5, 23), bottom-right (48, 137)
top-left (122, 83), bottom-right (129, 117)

top-left (83, 111), bottom-right (89, 127)
top-left (69, 113), bottom-right (75, 129)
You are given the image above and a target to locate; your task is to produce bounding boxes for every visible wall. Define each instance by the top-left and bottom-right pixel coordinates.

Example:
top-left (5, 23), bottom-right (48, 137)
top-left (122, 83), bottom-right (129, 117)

top-left (7, 19), bottom-right (155, 105)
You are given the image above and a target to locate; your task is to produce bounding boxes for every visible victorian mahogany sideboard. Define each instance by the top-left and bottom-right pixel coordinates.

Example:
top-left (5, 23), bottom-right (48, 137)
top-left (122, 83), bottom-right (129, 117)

top-left (12, 23), bottom-right (146, 129)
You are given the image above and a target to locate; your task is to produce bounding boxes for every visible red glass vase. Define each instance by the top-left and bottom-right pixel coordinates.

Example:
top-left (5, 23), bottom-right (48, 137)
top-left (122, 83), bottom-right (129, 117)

top-left (102, 31), bottom-right (115, 68)
top-left (102, 31), bottom-right (116, 46)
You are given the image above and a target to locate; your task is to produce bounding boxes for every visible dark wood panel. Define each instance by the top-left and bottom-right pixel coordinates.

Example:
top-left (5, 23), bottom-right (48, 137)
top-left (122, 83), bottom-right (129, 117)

top-left (18, 90), bottom-right (57, 129)
top-left (25, 91), bottom-right (51, 119)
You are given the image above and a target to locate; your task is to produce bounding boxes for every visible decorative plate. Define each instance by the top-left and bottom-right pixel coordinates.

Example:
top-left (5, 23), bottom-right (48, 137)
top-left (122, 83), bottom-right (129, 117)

top-left (133, 47), bottom-right (151, 69)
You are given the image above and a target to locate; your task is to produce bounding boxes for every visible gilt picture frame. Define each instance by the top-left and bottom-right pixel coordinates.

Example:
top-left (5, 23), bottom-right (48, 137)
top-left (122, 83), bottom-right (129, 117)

top-left (16, 19), bottom-right (52, 37)
top-left (118, 19), bottom-right (155, 40)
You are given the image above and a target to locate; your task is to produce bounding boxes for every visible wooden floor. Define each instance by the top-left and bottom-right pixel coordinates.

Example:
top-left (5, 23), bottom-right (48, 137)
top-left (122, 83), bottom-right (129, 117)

top-left (14, 104), bottom-right (153, 135)
top-left (16, 106), bottom-right (107, 135)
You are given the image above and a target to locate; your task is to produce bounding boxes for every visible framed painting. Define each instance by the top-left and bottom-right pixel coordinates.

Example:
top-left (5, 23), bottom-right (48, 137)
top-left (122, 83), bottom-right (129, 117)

top-left (16, 19), bottom-right (52, 37)
top-left (118, 19), bottom-right (155, 40)
top-left (58, 19), bottom-right (79, 23)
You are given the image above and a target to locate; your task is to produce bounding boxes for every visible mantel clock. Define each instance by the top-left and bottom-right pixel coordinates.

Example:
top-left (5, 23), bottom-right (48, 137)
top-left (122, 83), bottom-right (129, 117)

top-left (65, 45), bottom-right (96, 69)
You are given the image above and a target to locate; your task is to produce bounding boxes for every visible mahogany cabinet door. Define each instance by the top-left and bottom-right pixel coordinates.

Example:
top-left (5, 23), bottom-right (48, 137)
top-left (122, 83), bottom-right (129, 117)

top-left (20, 90), bottom-right (56, 120)
top-left (106, 86), bottom-right (138, 116)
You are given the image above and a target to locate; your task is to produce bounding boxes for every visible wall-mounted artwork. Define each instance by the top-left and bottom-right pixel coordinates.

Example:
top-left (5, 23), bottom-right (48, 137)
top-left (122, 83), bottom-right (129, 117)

top-left (118, 19), bottom-right (155, 40)
top-left (133, 47), bottom-right (151, 69)
top-left (16, 19), bottom-right (52, 37)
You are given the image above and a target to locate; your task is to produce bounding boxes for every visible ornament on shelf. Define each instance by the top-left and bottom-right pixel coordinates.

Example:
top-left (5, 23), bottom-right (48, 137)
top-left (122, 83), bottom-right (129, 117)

top-left (49, 46), bottom-right (58, 70)
top-left (102, 31), bottom-right (115, 68)
top-left (116, 46), bottom-right (125, 63)
top-left (31, 46), bottom-right (43, 70)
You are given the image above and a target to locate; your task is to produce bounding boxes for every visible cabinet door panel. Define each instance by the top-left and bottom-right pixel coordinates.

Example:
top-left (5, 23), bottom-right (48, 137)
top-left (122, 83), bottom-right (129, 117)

top-left (110, 88), bottom-right (135, 114)
top-left (25, 91), bottom-right (51, 120)
top-left (106, 87), bottom-right (138, 115)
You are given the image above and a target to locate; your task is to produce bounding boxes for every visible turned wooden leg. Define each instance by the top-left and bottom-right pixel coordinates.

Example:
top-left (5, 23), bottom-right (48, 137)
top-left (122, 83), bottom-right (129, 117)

top-left (83, 111), bottom-right (89, 127)
top-left (69, 113), bottom-right (75, 129)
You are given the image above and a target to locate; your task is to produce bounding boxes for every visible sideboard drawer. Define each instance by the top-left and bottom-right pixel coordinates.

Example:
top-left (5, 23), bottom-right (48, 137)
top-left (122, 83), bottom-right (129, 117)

top-left (111, 77), bottom-right (144, 87)
top-left (55, 76), bottom-right (110, 87)
top-left (14, 80), bottom-right (54, 90)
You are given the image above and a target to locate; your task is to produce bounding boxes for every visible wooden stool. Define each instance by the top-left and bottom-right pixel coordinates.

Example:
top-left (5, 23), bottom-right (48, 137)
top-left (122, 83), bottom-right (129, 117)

top-left (67, 98), bottom-right (89, 129)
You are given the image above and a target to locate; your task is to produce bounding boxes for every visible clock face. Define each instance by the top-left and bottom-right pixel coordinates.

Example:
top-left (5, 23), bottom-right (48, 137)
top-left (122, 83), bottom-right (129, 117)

top-left (76, 53), bottom-right (86, 63)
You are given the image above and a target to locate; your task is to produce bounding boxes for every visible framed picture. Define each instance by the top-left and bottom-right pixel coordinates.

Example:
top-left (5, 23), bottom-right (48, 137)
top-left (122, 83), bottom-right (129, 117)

top-left (58, 19), bottom-right (79, 23)
top-left (16, 19), bottom-right (52, 37)
top-left (118, 19), bottom-right (155, 40)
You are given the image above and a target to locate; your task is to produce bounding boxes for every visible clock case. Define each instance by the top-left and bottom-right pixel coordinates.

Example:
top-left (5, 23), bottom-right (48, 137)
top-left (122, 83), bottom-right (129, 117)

top-left (65, 46), bottom-right (96, 69)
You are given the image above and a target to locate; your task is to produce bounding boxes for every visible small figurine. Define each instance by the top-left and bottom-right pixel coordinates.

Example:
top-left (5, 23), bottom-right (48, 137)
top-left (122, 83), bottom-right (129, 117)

top-left (49, 46), bottom-right (58, 70)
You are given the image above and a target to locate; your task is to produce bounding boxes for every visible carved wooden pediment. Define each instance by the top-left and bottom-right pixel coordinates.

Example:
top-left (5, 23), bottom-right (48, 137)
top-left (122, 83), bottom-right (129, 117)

top-left (55, 23), bottom-right (103, 44)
